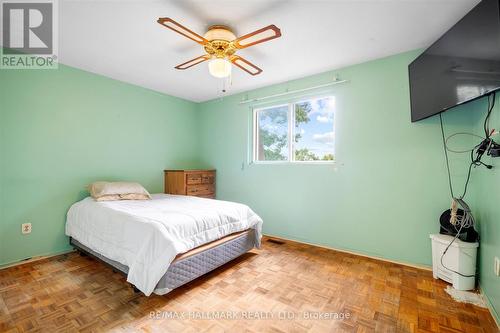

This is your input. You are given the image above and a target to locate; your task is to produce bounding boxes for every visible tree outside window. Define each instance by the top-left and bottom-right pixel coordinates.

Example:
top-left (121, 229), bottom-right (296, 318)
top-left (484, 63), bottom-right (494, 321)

top-left (254, 96), bottom-right (335, 163)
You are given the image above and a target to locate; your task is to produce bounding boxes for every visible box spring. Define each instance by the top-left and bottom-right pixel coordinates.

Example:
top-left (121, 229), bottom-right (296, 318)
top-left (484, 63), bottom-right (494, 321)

top-left (69, 229), bottom-right (256, 294)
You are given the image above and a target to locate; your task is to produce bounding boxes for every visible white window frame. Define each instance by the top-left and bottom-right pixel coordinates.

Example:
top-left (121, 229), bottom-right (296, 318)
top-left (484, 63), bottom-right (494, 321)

top-left (252, 95), bottom-right (335, 164)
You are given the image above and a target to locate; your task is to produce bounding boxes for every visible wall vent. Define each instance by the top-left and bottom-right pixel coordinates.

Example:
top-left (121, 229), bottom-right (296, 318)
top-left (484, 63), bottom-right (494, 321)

top-left (267, 239), bottom-right (285, 245)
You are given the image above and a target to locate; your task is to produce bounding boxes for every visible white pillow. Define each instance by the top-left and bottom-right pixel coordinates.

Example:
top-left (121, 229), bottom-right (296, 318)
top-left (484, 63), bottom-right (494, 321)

top-left (88, 182), bottom-right (151, 201)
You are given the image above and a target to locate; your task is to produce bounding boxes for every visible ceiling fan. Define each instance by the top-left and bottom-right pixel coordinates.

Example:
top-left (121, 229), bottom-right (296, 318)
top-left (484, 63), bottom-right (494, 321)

top-left (157, 18), bottom-right (281, 78)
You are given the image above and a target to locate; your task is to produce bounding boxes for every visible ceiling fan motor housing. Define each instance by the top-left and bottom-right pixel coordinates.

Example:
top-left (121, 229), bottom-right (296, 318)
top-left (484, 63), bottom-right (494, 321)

top-left (204, 26), bottom-right (237, 59)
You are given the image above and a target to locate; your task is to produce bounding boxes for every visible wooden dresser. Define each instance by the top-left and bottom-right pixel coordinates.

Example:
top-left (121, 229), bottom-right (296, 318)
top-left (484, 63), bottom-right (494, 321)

top-left (164, 169), bottom-right (216, 199)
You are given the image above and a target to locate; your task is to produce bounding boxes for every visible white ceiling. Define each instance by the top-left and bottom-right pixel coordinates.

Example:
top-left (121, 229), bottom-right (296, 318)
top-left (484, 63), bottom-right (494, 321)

top-left (59, 0), bottom-right (481, 102)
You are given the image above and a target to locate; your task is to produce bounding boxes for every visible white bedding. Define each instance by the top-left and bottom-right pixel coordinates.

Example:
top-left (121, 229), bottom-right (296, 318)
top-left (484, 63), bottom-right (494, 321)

top-left (65, 193), bottom-right (263, 296)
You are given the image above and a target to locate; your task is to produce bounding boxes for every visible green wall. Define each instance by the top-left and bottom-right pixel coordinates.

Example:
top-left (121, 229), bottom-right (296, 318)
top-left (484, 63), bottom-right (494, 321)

top-left (198, 50), bottom-right (475, 266)
top-left (470, 94), bottom-right (500, 322)
top-left (0, 65), bottom-right (200, 265)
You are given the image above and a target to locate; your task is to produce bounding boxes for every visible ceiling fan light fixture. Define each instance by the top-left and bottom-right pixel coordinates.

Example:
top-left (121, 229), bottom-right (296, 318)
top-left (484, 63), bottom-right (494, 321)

top-left (208, 58), bottom-right (232, 78)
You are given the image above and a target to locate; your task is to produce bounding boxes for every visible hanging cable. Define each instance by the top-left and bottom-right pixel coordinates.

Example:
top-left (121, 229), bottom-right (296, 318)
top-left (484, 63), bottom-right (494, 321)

top-left (437, 92), bottom-right (497, 279)
top-left (440, 217), bottom-right (475, 278)
top-left (445, 132), bottom-right (485, 153)
top-left (439, 113), bottom-right (455, 198)
top-left (484, 92), bottom-right (496, 138)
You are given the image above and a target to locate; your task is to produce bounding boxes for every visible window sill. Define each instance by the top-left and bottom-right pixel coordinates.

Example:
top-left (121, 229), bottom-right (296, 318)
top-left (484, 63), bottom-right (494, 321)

top-left (251, 161), bottom-right (336, 165)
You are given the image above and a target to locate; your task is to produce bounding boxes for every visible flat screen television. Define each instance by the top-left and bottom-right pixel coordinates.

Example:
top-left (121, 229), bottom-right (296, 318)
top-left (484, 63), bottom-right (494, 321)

top-left (409, 0), bottom-right (500, 122)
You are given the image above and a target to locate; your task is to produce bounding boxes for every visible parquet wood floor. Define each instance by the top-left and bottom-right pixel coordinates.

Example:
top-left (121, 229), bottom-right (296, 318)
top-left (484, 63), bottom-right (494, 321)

top-left (0, 236), bottom-right (498, 332)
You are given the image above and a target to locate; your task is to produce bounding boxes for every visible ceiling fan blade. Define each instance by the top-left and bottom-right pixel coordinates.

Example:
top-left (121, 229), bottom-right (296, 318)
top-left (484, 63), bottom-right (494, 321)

top-left (232, 24), bottom-right (281, 49)
top-left (175, 55), bottom-right (210, 70)
top-left (157, 17), bottom-right (208, 45)
top-left (230, 55), bottom-right (262, 76)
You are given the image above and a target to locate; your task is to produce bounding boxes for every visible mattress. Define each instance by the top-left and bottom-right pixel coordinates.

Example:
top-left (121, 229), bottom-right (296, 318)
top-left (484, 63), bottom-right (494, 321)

top-left (66, 194), bottom-right (263, 295)
top-left (70, 229), bottom-right (256, 294)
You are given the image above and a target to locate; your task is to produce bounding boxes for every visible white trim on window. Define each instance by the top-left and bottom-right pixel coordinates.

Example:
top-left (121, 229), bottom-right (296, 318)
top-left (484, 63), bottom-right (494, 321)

top-left (252, 96), bottom-right (335, 164)
top-left (288, 102), bottom-right (294, 161)
top-left (252, 103), bottom-right (289, 163)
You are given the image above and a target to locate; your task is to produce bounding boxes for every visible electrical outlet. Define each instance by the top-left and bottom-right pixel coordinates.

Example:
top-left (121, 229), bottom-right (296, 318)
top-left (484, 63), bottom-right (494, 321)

top-left (21, 223), bottom-right (31, 234)
top-left (495, 257), bottom-right (500, 277)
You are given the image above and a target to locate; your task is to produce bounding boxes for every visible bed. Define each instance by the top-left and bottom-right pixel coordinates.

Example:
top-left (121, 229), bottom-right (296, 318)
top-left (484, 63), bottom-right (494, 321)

top-left (66, 193), bottom-right (263, 296)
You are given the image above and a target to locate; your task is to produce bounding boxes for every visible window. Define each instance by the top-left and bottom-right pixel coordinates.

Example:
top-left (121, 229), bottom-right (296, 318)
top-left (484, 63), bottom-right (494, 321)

top-left (253, 96), bottom-right (335, 163)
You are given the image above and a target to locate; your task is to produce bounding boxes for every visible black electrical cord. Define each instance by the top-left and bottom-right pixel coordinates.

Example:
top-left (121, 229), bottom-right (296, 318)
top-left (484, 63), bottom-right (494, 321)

top-left (460, 157), bottom-right (474, 200)
top-left (484, 92), bottom-right (496, 138)
top-left (437, 92), bottom-right (497, 279)
top-left (439, 113), bottom-right (455, 199)
top-left (439, 113), bottom-right (476, 277)
top-left (439, 220), bottom-right (475, 278)
top-left (439, 92), bottom-right (497, 201)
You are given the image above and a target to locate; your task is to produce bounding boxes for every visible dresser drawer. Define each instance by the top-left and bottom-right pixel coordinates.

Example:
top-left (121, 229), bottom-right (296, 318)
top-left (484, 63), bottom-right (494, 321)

top-left (186, 184), bottom-right (214, 196)
top-left (186, 173), bottom-right (202, 185)
top-left (196, 194), bottom-right (216, 199)
top-left (165, 169), bottom-right (216, 198)
top-left (201, 173), bottom-right (215, 184)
